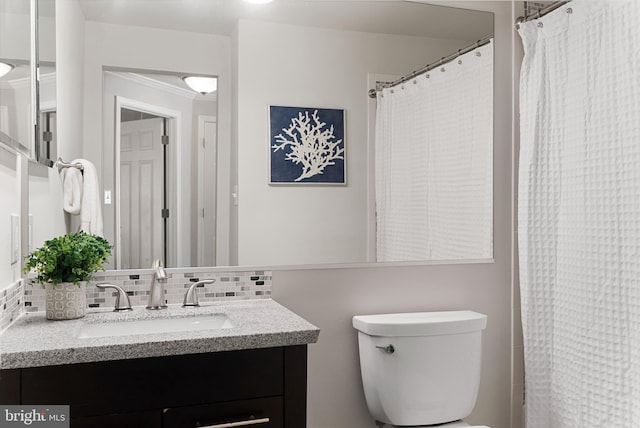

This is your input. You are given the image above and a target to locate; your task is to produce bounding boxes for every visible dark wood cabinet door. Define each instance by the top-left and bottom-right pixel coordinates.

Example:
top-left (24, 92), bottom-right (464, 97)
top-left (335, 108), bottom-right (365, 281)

top-left (0, 369), bottom-right (20, 404)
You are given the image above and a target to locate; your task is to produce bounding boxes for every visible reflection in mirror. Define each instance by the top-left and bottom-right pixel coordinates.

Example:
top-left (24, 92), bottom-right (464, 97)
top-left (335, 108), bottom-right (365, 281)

top-left (105, 70), bottom-right (217, 269)
top-left (233, 3), bottom-right (493, 266)
top-left (0, 0), bottom-right (56, 158)
top-left (373, 40), bottom-right (493, 262)
top-left (0, 0), bottom-right (31, 152)
top-left (34, 0), bottom-right (493, 270)
top-left (36, 0), bottom-right (57, 166)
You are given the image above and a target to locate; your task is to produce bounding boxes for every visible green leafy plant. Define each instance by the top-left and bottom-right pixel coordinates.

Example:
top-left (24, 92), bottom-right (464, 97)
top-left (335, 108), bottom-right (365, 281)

top-left (24, 232), bottom-right (112, 286)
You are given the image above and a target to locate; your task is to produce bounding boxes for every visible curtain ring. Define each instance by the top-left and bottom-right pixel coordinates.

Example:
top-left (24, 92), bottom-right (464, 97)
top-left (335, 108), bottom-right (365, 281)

top-left (425, 73), bottom-right (430, 79)
top-left (566, 7), bottom-right (573, 14)
top-left (440, 67), bottom-right (445, 72)
top-left (458, 59), bottom-right (463, 65)
top-left (476, 52), bottom-right (481, 57)
top-left (537, 22), bottom-right (544, 28)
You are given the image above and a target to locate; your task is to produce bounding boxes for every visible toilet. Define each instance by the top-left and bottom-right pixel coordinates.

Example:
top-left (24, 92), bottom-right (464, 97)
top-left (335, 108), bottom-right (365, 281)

top-left (352, 311), bottom-right (489, 428)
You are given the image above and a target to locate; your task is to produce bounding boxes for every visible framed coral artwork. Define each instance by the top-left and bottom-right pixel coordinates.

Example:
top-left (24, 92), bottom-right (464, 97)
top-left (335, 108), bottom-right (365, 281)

top-left (269, 105), bottom-right (345, 184)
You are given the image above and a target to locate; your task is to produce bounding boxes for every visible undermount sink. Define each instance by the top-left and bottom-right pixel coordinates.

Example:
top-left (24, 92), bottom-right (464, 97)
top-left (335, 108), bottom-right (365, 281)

top-left (78, 314), bottom-right (233, 339)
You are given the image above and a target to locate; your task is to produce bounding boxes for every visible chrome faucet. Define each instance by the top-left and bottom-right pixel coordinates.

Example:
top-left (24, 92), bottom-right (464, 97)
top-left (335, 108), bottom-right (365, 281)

top-left (96, 283), bottom-right (133, 311)
top-left (147, 259), bottom-right (168, 310)
top-left (183, 279), bottom-right (216, 307)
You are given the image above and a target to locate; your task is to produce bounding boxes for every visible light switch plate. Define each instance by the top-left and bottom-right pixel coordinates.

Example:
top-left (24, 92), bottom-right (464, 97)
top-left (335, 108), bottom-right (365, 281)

top-left (104, 190), bottom-right (112, 205)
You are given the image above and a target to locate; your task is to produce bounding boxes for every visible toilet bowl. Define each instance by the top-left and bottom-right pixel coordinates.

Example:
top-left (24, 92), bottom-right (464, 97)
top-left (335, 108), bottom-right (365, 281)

top-left (396, 422), bottom-right (489, 428)
top-left (353, 311), bottom-right (490, 428)
top-left (391, 422), bottom-right (489, 428)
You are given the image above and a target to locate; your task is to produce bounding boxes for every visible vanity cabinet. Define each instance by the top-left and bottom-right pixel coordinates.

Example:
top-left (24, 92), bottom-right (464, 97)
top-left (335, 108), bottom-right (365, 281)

top-left (1, 345), bottom-right (308, 428)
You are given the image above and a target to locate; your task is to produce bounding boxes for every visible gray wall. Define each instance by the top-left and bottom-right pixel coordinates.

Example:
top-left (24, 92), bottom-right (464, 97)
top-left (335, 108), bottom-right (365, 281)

top-left (271, 2), bottom-right (515, 427)
top-left (4, 1), bottom-right (520, 427)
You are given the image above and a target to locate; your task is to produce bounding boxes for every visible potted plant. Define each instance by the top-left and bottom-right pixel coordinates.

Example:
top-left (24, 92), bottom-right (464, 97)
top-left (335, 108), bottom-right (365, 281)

top-left (24, 231), bottom-right (112, 320)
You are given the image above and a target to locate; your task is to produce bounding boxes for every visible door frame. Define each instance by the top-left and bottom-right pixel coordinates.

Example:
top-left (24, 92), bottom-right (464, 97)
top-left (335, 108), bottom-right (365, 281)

top-left (114, 96), bottom-right (183, 269)
top-left (197, 115), bottom-right (217, 266)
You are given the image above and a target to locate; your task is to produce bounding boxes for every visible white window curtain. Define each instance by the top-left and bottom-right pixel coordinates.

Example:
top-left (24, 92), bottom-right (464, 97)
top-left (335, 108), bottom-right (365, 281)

top-left (518, 1), bottom-right (640, 426)
top-left (375, 40), bottom-right (493, 262)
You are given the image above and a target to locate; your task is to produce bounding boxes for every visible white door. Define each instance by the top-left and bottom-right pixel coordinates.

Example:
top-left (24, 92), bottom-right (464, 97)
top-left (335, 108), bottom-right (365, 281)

top-left (198, 116), bottom-right (217, 266)
top-left (120, 117), bottom-right (165, 269)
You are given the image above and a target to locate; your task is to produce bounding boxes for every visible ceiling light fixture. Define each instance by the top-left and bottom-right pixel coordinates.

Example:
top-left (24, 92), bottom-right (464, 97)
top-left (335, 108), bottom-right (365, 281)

top-left (243, 0), bottom-right (274, 4)
top-left (182, 76), bottom-right (218, 95)
top-left (0, 62), bottom-right (15, 78)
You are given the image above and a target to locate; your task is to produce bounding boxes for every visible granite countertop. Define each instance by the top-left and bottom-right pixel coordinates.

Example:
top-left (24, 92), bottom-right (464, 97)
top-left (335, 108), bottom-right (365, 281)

top-left (0, 299), bottom-right (320, 369)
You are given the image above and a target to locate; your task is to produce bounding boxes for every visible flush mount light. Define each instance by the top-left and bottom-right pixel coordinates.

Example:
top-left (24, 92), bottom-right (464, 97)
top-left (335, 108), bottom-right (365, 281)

top-left (243, 0), bottom-right (273, 4)
top-left (182, 76), bottom-right (218, 95)
top-left (0, 62), bottom-right (14, 78)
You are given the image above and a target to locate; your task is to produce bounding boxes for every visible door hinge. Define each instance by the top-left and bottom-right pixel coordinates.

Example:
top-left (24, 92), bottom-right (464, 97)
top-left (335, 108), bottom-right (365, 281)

top-left (162, 208), bottom-right (170, 218)
top-left (161, 135), bottom-right (169, 146)
top-left (42, 131), bottom-right (52, 143)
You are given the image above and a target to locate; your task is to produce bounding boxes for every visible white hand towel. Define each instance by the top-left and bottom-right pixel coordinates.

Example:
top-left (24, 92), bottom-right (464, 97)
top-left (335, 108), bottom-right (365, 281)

top-left (72, 158), bottom-right (104, 237)
top-left (60, 166), bottom-right (82, 215)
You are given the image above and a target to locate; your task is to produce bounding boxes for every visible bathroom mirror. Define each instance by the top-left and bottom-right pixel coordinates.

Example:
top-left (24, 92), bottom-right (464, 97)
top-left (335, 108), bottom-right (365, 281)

top-left (32, 0), bottom-right (494, 269)
top-left (0, 0), bottom-right (32, 155)
top-left (0, 0), bottom-right (56, 160)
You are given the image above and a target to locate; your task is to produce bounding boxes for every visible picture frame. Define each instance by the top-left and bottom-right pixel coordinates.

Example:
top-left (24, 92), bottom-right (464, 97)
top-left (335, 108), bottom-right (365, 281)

top-left (269, 105), bottom-right (346, 185)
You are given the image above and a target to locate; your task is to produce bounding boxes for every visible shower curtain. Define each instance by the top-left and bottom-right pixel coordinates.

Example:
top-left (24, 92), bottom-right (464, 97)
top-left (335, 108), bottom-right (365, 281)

top-left (375, 40), bottom-right (493, 262)
top-left (518, 1), bottom-right (640, 427)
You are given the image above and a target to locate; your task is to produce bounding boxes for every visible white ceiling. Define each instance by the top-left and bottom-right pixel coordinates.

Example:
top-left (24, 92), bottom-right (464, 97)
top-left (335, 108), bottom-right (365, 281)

top-left (77, 0), bottom-right (493, 41)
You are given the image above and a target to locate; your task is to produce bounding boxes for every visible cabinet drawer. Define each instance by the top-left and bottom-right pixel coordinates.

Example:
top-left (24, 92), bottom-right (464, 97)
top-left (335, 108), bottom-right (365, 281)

top-left (72, 409), bottom-right (161, 428)
top-left (163, 397), bottom-right (283, 428)
top-left (21, 348), bottom-right (284, 417)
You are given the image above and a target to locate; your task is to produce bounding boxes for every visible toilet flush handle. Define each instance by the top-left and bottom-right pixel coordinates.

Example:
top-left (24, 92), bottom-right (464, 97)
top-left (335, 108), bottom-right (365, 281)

top-left (375, 344), bottom-right (395, 354)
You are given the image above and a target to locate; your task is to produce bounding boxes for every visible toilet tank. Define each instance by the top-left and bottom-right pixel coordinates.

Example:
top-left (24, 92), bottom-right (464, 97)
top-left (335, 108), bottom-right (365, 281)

top-left (352, 311), bottom-right (487, 426)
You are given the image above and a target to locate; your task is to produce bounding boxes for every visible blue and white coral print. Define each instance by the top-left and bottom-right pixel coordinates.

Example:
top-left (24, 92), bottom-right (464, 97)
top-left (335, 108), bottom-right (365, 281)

top-left (269, 105), bottom-right (345, 184)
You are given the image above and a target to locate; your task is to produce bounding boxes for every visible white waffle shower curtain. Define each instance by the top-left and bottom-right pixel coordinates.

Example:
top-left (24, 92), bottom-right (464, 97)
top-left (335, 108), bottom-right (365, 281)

top-left (375, 40), bottom-right (493, 262)
top-left (518, 1), bottom-right (640, 427)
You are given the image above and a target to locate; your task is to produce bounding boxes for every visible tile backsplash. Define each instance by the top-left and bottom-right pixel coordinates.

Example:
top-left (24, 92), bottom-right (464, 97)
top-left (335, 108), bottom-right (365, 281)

top-left (0, 280), bottom-right (24, 333)
top-left (22, 268), bottom-right (272, 314)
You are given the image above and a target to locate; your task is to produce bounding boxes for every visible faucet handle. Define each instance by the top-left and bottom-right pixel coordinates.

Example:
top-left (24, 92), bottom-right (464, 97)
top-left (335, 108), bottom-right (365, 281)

top-left (96, 283), bottom-right (133, 311)
top-left (152, 259), bottom-right (168, 281)
top-left (183, 279), bottom-right (216, 307)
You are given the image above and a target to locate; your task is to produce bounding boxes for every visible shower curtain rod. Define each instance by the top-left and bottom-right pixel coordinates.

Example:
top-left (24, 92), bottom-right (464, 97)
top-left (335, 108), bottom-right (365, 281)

top-left (515, 0), bottom-right (572, 29)
top-left (368, 35), bottom-right (492, 99)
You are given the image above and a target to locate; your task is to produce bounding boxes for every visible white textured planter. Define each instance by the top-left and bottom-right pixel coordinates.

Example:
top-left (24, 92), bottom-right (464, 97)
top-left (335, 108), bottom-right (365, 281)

top-left (45, 282), bottom-right (87, 320)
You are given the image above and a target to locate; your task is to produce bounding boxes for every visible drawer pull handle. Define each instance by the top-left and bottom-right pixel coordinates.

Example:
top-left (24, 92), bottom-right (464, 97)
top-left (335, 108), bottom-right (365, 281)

top-left (200, 417), bottom-right (270, 428)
